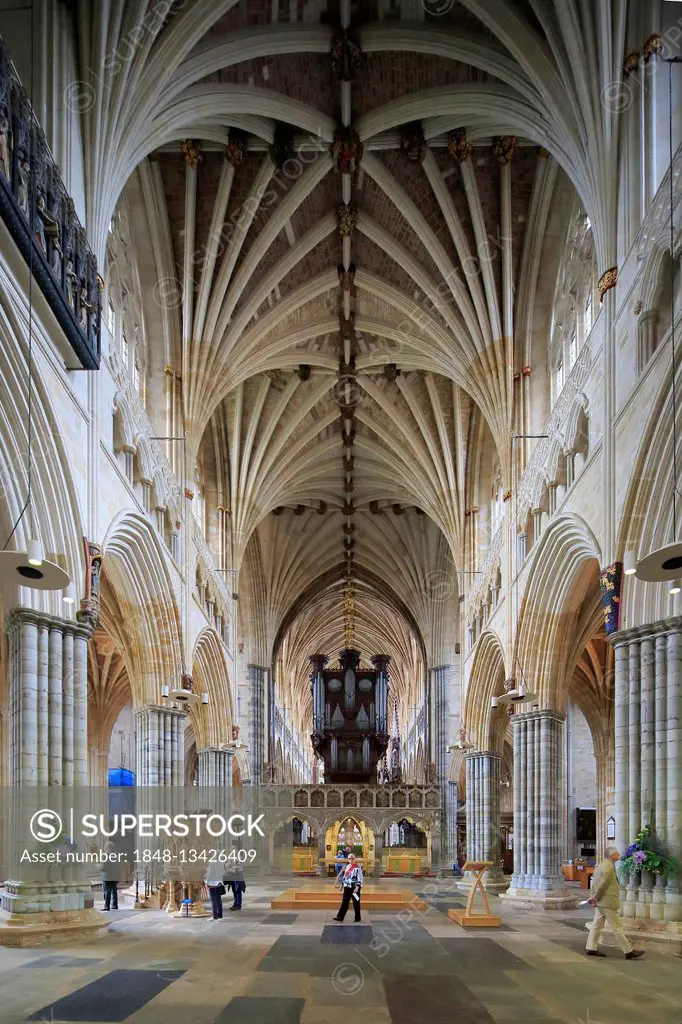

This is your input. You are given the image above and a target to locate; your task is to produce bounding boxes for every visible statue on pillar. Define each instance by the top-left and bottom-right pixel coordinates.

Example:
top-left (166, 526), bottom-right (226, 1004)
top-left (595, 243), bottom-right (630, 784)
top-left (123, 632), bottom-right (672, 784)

top-left (78, 538), bottom-right (102, 628)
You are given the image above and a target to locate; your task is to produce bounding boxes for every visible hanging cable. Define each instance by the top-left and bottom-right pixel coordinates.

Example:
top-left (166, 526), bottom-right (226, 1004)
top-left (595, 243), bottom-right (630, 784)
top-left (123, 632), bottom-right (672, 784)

top-left (669, 59), bottom-right (677, 542)
top-left (2, 2), bottom-right (36, 551)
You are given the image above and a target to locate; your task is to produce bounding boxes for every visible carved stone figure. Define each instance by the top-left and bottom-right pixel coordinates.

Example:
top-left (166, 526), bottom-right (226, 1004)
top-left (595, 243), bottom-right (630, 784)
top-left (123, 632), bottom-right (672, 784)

top-left (331, 27), bottom-right (362, 81)
top-left (331, 127), bottom-right (362, 176)
top-left (16, 149), bottom-right (29, 215)
top-left (400, 121), bottom-right (426, 164)
top-left (0, 108), bottom-right (11, 180)
top-left (79, 283), bottom-right (91, 332)
top-left (65, 258), bottom-right (77, 308)
top-left (78, 539), bottom-right (102, 627)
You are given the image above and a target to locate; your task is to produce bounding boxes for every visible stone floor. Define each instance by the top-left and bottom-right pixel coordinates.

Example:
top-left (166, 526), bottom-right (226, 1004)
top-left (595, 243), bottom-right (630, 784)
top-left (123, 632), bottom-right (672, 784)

top-left (1, 880), bottom-right (680, 1024)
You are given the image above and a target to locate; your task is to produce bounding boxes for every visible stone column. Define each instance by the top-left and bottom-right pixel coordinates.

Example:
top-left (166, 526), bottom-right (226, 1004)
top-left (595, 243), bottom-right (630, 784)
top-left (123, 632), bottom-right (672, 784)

top-left (318, 832), bottom-right (326, 876)
top-left (611, 618), bottom-right (682, 936)
top-left (1, 609), bottom-right (102, 944)
top-left (140, 479), bottom-right (152, 515)
top-left (459, 751), bottom-right (508, 892)
top-left (501, 709), bottom-right (577, 910)
top-left (6, 610), bottom-right (91, 786)
top-left (565, 451), bottom-right (575, 488)
top-left (122, 445), bottom-right (136, 483)
top-left (248, 665), bottom-right (266, 786)
top-left (447, 780), bottom-right (459, 866)
top-left (637, 310), bottom-right (658, 370)
top-left (134, 705), bottom-right (185, 786)
top-left (374, 832), bottom-right (384, 877)
top-left (197, 747), bottom-right (233, 788)
top-left (431, 663), bottom-right (454, 869)
top-left (547, 483), bottom-right (558, 517)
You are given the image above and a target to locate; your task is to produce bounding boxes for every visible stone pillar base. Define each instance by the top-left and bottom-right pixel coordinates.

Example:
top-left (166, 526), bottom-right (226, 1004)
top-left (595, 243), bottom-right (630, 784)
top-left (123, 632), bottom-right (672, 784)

top-left (574, 915), bottom-right (682, 955)
top-left (621, 919), bottom-right (682, 956)
top-left (499, 886), bottom-right (579, 911)
top-left (0, 908), bottom-right (110, 947)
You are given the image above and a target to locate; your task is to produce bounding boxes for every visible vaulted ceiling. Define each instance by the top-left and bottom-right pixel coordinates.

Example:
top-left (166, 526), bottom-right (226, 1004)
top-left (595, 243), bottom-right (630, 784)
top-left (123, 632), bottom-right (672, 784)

top-left (97, 0), bottom-right (630, 720)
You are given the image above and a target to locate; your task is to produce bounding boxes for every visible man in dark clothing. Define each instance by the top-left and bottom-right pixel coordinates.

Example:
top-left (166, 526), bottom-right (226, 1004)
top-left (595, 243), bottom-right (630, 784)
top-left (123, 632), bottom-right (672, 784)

top-left (227, 864), bottom-right (246, 911)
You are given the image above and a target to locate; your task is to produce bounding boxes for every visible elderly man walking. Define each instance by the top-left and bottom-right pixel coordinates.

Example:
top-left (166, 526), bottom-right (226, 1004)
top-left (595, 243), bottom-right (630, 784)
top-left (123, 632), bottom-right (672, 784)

top-left (585, 847), bottom-right (644, 959)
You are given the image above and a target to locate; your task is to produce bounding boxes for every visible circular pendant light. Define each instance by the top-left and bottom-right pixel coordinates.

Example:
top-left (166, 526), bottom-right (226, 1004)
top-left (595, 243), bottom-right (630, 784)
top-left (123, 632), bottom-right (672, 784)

top-left (0, 551), bottom-right (70, 590)
top-left (635, 542), bottom-right (682, 582)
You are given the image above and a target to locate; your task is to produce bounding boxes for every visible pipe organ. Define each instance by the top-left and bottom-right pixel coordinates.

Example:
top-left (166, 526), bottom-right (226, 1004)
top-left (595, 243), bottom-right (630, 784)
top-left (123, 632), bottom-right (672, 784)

top-left (310, 648), bottom-right (390, 783)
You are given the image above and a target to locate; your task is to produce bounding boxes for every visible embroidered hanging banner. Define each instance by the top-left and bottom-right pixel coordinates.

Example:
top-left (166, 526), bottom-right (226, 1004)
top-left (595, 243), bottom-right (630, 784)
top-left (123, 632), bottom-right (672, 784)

top-left (600, 561), bottom-right (623, 634)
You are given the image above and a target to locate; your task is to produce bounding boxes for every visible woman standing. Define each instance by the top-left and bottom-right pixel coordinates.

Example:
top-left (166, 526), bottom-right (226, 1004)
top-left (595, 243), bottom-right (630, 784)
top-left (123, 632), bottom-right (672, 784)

top-left (333, 852), bottom-right (363, 923)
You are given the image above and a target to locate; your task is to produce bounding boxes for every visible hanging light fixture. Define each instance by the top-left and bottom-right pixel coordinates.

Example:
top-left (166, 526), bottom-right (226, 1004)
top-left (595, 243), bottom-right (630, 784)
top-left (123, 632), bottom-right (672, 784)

top-left (496, 677), bottom-right (537, 706)
top-left (623, 550), bottom-right (637, 576)
top-left (669, 579), bottom-right (681, 595)
top-left (636, 57), bottom-right (682, 582)
top-left (62, 582), bottom-right (76, 605)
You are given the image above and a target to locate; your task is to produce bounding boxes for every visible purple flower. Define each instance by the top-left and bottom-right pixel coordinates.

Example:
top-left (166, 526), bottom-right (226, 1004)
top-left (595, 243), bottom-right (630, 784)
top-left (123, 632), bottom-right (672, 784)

top-left (632, 850), bottom-right (647, 866)
top-left (625, 843), bottom-right (640, 858)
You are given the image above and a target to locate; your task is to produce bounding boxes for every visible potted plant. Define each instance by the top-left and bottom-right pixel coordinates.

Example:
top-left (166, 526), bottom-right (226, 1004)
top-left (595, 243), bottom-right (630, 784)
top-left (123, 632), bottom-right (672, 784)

top-left (620, 825), bottom-right (678, 879)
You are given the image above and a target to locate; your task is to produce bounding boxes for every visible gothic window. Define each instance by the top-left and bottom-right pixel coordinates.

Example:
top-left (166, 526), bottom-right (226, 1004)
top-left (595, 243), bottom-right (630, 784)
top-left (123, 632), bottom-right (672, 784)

top-left (569, 328), bottom-right (577, 369)
top-left (490, 465), bottom-right (503, 536)
top-left (583, 292), bottom-right (592, 338)
top-left (107, 299), bottom-right (115, 335)
top-left (133, 358), bottom-right (140, 392)
top-left (120, 330), bottom-right (129, 366)
top-left (554, 357), bottom-right (564, 402)
top-left (550, 206), bottom-right (594, 405)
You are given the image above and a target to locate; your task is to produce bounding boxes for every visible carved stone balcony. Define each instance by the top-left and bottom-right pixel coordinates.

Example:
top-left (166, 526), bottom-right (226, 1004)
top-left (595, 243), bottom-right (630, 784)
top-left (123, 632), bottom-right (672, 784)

top-left (0, 37), bottom-right (101, 368)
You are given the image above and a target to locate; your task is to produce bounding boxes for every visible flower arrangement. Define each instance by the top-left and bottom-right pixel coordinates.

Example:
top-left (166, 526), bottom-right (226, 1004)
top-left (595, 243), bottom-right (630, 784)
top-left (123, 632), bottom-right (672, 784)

top-left (620, 825), bottom-right (678, 878)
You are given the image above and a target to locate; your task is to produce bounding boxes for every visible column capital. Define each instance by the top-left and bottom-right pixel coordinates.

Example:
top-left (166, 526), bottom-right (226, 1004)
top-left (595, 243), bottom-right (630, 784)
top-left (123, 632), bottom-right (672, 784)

top-left (6, 607), bottom-right (93, 642)
top-left (610, 614), bottom-right (682, 646)
top-left (134, 702), bottom-right (186, 720)
top-left (464, 749), bottom-right (502, 763)
top-left (512, 708), bottom-right (566, 725)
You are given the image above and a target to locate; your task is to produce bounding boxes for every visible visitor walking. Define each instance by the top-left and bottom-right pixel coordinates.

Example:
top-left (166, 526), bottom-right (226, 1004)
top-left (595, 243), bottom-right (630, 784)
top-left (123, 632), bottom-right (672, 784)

top-left (334, 849), bottom-right (346, 880)
top-left (333, 852), bottom-right (363, 922)
top-left (206, 858), bottom-right (225, 920)
top-left (585, 847), bottom-right (644, 959)
top-left (101, 841), bottom-right (120, 911)
top-left (227, 864), bottom-right (246, 911)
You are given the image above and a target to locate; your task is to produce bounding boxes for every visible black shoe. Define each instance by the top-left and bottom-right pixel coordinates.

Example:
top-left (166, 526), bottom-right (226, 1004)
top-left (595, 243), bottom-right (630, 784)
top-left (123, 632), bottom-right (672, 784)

top-left (585, 950), bottom-right (606, 957)
top-left (332, 917), bottom-right (343, 922)
top-left (625, 950), bottom-right (645, 959)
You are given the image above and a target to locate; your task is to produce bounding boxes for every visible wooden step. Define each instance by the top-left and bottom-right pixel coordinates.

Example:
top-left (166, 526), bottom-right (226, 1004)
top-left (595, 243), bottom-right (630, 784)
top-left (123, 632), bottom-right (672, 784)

top-left (271, 888), bottom-right (427, 911)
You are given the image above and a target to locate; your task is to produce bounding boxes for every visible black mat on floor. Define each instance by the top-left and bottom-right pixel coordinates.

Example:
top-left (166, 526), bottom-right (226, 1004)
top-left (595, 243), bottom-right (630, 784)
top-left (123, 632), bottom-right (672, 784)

top-left (438, 936), bottom-right (533, 970)
top-left (260, 913), bottom-right (298, 925)
top-left (212, 996), bottom-right (305, 1024)
top-left (321, 924), bottom-right (374, 944)
top-left (382, 973), bottom-right (496, 1023)
top-left (371, 919), bottom-right (433, 941)
top-left (27, 968), bottom-right (185, 1021)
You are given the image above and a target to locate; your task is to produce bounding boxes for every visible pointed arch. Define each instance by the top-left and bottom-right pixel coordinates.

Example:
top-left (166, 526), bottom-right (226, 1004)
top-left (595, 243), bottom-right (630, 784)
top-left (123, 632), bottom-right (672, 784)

top-left (100, 510), bottom-right (183, 705)
top-left (515, 513), bottom-right (601, 710)
top-left (191, 627), bottom-right (233, 748)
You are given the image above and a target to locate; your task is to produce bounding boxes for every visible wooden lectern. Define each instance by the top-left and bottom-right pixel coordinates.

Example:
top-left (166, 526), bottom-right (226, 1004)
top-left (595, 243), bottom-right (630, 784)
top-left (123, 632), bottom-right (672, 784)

top-left (448, 861), bottom-right (501, 928)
